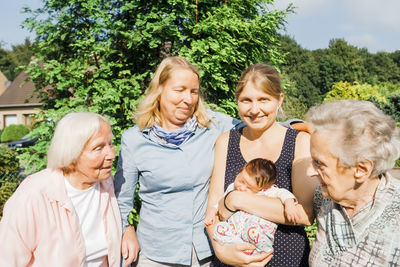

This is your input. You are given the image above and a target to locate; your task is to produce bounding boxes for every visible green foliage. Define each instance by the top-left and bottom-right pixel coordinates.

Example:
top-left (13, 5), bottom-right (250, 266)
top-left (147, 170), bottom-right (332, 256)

top-left (0, 182), bottom-right (19, 219)
top-left (324, 81), bottom-right (388, 103)
top-left (279, 74), bottom-right (308, 119)
top-left (372, 93), bottom-right (400, 123)
top-left (278, 36), bottom-right (400, 106)
top-left (0, 124), bottom-right (30, 143)
top-left (0, 39), bottom-right (33, 80)
top-left (20, 0), bottom-right (292, 221)
top-left (0, 145), bottom-right (24, 219)
top-left (279, 35), bottom-right (322, 108)
top-left (20, 0), bottom-right (292, 170)
top-left (127, 185), bottom-right (142, 228)
top-left (0, 145), bottom-right (22, 184)
top-left (305, 220), bottom-right (317, 247)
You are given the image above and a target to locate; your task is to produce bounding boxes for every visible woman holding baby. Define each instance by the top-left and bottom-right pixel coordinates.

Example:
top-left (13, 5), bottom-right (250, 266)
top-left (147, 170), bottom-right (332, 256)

top-left (206, 64), bottom-right (319, 267)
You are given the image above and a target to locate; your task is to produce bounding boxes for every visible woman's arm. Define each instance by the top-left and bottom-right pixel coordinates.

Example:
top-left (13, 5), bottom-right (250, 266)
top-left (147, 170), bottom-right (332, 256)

top-left (0, 190), bottom-right (35, 266)
top-left (291, 131), bottom-right (319, 224)
top-left (220, 132), bottom-right (317, 226)
top-left (114, 131), bottom-right (141, 265)
top-left (205, 132), bottom-right (229, 220)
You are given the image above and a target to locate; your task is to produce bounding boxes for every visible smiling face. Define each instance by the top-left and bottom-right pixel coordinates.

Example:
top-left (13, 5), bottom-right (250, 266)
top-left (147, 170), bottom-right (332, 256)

top-left (308, 131), bottom-right (357, 202)
top-left (233, 169), bottom-right (262, 194)
top-left (71, 120), bottom-right (115, 189)
top-left (237, 81), bottom-right (283, 131)
top-left (159, 68), bottom-right (199, 130)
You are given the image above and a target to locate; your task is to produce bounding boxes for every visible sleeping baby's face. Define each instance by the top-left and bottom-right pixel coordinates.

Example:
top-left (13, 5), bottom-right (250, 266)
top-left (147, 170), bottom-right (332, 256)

top-left (233, 170), bottom-right (261, 194)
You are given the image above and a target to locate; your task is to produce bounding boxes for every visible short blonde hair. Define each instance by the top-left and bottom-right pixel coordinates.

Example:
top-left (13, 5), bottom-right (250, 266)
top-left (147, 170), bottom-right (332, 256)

top-left (307, 100), bottom-right (400, 177)
top-left (47, 112), bottom-right (111, 173)
top-left (135, 57), bottom-right (211, 130)
top-left (235, 64), bottom-right (283, 100)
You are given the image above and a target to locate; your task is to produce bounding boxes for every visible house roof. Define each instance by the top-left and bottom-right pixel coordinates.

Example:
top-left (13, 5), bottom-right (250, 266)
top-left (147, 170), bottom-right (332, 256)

top-left (0, 70), bottom-right (8, 96)
top-left (0, 70), bottom-right (41, 107)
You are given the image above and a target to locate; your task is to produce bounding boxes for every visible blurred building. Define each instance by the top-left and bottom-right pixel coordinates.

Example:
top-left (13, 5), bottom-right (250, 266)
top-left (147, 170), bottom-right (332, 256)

top-left (0, 70), bottom-right (41, 130)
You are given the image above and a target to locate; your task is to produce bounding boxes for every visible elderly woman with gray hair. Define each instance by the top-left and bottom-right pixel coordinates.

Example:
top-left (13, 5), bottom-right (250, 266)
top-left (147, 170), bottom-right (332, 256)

top-left (306, 100), bottom-right (400, 266)
top-left (0, 112), bottom-right (122, 267)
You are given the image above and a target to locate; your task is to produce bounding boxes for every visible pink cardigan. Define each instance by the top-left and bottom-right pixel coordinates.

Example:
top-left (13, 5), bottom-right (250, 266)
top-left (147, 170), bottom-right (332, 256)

top-left (0, 169), bottom-right (122, 267)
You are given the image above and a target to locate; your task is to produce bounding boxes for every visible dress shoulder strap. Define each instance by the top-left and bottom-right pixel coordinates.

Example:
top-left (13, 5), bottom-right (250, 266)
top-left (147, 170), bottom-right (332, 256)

top-left (224, 128), bottom-right (246, 190)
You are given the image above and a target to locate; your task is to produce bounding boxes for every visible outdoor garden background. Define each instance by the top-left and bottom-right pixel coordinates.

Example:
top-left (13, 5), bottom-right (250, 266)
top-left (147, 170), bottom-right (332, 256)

top-left (1, 0), bottom-right (400, 246)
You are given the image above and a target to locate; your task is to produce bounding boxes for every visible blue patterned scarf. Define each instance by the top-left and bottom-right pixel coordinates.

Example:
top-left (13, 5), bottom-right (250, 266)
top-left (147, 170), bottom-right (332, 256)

top-left (151, 116), bottom-right (198, 145)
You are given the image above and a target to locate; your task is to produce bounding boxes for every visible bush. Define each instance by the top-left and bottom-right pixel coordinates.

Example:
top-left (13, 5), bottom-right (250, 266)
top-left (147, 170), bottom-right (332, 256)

top-left (305, 220), bottom-right (318, 247)
top-left (0, 182), bottom-right (18, 219)
top-left (1, 124), bottom-right (30, 143)
top-left (0, 145), bottom-right (24, 219)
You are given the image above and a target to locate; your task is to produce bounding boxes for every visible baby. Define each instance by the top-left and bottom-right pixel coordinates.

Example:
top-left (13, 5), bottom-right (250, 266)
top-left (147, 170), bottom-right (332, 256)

top-left (204, 158), bottom-right (300, 254)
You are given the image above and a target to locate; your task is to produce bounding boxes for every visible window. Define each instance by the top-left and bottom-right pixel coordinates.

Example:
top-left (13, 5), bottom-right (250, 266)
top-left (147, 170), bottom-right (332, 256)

top-left (4, 115), bottom-right (17, 127)
top-left (24, 114), bottom-right (35, 128)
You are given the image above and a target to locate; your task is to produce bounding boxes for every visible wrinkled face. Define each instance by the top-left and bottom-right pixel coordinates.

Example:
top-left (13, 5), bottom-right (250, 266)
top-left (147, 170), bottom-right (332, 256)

top-left (237, 82), bottom-right (283, 131)
top-left (159, 69), bottom-right (199, 130)
top-left (308, 131), bottom-right (356, 202)
top-left (73, 121), bottom-right (115, 188)
top-left (233, 169), bottom-right (261, 194)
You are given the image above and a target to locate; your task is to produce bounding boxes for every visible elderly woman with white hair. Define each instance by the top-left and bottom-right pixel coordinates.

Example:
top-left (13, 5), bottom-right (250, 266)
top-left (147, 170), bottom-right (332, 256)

top-left (0, 112), bottom-right (122, 267)
top-left (306, 100), bottom-right (400, 266)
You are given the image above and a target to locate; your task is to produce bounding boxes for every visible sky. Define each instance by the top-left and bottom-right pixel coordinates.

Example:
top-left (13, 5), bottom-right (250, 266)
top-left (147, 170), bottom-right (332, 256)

top-left (0, 0), bottom-right (399, 53)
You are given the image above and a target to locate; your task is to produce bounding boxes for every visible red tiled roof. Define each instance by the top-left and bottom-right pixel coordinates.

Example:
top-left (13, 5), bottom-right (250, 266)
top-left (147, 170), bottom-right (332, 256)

top-left (0, 70), bottom-right (41, 107)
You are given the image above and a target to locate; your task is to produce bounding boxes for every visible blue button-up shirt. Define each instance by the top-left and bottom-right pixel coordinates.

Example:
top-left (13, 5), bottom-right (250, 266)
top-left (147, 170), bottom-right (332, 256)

top-left (114, 111), bottom-right (240, 265)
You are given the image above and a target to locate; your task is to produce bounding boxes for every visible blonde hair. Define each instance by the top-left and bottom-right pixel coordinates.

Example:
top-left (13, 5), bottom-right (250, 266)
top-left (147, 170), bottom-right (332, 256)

top-left (307, 100), bottom-right (400, 177)
top-left (235, 64), bottom-right (283, 100)
top-left (47, 112), bottom-right (111, 174)
top-left (135, 57), bottom-right (211, 130)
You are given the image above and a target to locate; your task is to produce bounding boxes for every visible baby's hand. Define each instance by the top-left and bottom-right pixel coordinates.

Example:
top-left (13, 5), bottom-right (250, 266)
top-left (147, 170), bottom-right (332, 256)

top-left (283, 198), bottom-right (300, 224)
top-left (204, 207), bottom-right (218, 226)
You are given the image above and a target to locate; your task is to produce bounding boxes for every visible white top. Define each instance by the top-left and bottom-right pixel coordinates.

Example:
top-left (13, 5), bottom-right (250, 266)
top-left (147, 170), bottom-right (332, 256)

top-left (65, 179), bottom-right (108, 267)
top-left (225, 182), bottom-right (296, 203)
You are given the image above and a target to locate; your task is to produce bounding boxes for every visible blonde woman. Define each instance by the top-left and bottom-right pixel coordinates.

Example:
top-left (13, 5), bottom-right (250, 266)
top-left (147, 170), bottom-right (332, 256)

top-left (207, 64), bottom-right (318, 266)
top-left (114, 57), bottom-right (241, 266)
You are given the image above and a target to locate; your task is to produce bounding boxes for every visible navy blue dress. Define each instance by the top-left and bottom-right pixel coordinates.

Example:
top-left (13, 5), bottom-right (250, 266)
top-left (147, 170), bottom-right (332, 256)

top-left (210, 127), bottom-right (310, 267)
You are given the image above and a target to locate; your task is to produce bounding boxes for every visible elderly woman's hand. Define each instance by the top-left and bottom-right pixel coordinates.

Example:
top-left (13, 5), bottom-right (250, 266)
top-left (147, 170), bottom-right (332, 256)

top-left (213, 241), bottom-right (273, 267)
top-left (121, 225), bottom-right (140, 266)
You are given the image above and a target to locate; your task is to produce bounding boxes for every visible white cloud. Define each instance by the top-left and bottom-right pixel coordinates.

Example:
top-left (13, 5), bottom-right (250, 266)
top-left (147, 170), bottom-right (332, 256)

top-left (346, 33), bottom-right (381, 51)
top-left (273, 0), bottom-right (333, 16)
top-left (345, 0), bottom-right (400, 34)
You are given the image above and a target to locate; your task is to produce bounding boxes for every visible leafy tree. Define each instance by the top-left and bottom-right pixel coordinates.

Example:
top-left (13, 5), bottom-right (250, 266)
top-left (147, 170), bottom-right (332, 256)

top-left (20, 0), bottom-right (292, 225)
top-left (279, 73), bottom-right (309, 120)
top-left (367, 52), bottom-right (400, 83)
top-left (373, 94), bottom-right (400, 123)
top-left (279, 35), bottom-right (321, 107)
top-left (311, 39), bottom-right (369, 95)
top-left (390, 50), bottom-right (400, 69)
top-left (0, 39), bottom-right (33, 80)
top-left (20, 0), bottom-right (292, 172)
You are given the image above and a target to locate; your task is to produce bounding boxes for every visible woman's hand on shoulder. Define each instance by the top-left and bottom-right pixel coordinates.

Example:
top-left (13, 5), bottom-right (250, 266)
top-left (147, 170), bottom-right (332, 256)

top-left (213, 241), bottom-right (273, 267)
top-left (121, 225), bottom-right (140, 266)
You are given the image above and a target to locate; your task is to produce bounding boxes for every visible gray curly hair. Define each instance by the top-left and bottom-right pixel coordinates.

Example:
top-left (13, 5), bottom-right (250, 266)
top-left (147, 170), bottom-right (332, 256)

top-left (307, 100), bottom-right (400, 177)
